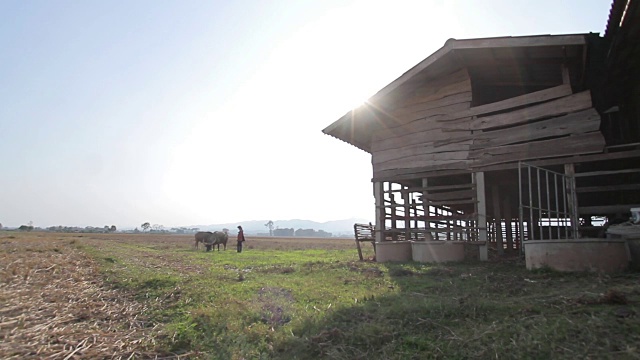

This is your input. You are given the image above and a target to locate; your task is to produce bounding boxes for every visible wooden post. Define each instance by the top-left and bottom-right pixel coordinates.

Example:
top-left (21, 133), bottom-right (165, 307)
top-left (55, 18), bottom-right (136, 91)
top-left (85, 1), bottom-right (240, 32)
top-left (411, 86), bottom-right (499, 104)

top-left (390, 190), bottom-right (398, 241)
top-left (503, 195), bottom-right (513, 252)
top-left (492, 185), bottom-right (504, 255)
top-left (474, 172), bottom-right (488, 261)
top-left (447, 207), bottom-right (452, 241)
top-left (564, 164), bottom-right (579, 239)
top-left (402, 188), bottom-right (411, 240)
top-left (562, 64), bottom-right (571, 86)
top-left (422, 178), bottom-right (433, 241)
top-left (411, 196), bottom-right (420, 235)
top-left (374, 182), bottom-right (384, 243)
top-left (514, 219), bottom-right (520, 251)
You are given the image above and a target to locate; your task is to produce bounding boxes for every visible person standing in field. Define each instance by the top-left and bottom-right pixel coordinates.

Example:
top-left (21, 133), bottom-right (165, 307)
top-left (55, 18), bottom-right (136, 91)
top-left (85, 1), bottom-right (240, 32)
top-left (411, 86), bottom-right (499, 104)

top-left (236, 225), bottom-right (246, 253)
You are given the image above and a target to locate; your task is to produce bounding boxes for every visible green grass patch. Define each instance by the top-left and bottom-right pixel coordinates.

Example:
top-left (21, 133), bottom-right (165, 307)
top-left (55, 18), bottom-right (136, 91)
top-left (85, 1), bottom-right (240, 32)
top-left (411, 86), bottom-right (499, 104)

top-left (76, 236), bottom-right (640, 359)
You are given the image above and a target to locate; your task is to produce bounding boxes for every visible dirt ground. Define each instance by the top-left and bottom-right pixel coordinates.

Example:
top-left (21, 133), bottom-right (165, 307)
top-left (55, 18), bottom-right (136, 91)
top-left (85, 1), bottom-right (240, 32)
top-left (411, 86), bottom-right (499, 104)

top-left (0, 233), bottom-right (173, 359)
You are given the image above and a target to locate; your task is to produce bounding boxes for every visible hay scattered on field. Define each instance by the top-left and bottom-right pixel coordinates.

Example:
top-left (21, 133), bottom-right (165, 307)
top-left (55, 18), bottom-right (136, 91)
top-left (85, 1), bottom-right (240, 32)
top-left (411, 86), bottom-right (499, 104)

top-left (0, 236), bottom-right (179, 359)
top-left (256, 287), bottom-right (294, 327)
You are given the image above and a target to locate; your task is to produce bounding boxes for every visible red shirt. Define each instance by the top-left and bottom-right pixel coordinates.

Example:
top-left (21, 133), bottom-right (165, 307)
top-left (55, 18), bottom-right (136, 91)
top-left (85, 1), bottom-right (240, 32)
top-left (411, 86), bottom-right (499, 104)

top-left (237, 230), bottom-right (245, 243)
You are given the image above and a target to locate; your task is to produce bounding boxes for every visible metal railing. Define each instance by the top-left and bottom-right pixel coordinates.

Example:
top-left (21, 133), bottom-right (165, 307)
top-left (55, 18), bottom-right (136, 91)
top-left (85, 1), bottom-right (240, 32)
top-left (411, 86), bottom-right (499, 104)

top-left (518, 162), bottom-right (578, 252)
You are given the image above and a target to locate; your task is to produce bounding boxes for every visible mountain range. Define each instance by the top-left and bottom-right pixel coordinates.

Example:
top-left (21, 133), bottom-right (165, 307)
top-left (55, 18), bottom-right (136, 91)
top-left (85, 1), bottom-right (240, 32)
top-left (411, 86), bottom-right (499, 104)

top-left (187, 218), bottom-right (371, 236)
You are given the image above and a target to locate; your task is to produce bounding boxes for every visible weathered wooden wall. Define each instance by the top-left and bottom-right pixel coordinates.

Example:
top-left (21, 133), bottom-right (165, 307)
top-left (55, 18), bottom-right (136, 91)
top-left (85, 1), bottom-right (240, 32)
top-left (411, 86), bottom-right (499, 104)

top-left (371, 69), bottom-right (473, 173)
top-left (371, 68), bottom-right (605, 179)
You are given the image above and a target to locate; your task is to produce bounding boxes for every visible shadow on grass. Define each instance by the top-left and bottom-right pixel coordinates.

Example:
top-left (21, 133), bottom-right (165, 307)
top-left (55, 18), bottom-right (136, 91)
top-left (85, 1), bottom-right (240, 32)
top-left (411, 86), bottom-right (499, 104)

top-left (270, 261), bottom-right (640, 360)
top-left (140, 277), bottom-right (179, 290)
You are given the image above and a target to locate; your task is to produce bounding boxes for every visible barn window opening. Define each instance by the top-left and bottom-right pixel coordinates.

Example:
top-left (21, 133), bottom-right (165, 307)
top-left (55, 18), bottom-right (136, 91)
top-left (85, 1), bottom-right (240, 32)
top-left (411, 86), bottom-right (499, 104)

top-left (469, 63), bottom-right (564, 107)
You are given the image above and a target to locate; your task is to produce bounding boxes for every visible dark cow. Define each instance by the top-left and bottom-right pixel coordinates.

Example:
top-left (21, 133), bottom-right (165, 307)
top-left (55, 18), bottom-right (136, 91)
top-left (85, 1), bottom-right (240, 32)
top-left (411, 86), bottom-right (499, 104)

top-left (194, 231), bottom-right (214, 250)
top-left (194, 230), bottom-right (229, 251)
top-left (210, 230), bottom-right (229, 251)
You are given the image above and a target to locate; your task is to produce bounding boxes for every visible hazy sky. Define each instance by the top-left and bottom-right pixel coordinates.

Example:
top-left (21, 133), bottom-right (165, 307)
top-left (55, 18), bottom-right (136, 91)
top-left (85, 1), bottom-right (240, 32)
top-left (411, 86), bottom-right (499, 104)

top-left (0, 0), bottom-right (611, 228)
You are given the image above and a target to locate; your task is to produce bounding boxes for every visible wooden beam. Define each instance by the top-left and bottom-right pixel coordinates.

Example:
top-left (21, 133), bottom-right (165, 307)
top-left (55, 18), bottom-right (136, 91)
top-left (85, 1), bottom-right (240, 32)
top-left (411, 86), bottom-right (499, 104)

top-left (373, 127), bottom-right (472, 152)
top-left (405, 183), bottom-right (475, 192)
top-left (373, 141), bottom-right (472, 165)
top-left (374, 182), bottom-right (384, 243)
top-left (464, 84), bottom-right (572, 118)
top-left (392, 102), bottom-right (471, 128)
top-left (423, 214), bottom-right (477, 221)
top-left (429, 227), bottom-right (485, 233)
top-left (426, 199), bottom-right (478, 206)
top-left (421, 178), bottom-right (433, 241)
top-left (421, 189), bottom-right (477, 201)
top-left (374, 151), bottom-right (470, 172)
top-left (562, 64), bottom-right (571, 85)
top-left (372, 116), bottom-right (473, 143)
top-left (468, 108), bottom-right (601, 150)
top-left (474, 172), bottom-right (488, 261)
top-left (576, 184), bottom-right (640, 193)
top-left (468, 90), bottom-right (592, 131)
top-left (578, 204), bottom-right (640, 215)
top-left (470, 132), bottom-right (605, 167)
top-left (402, 189), bottom-right (411, 240)
top-left (395, 92), bottom-right (472, 116)
top-left (372, 150), bottom-right (640, 183)
top-left (564, 164), bottom-right (579, 239)
top-left (574, 168), bottom-right (640, 177)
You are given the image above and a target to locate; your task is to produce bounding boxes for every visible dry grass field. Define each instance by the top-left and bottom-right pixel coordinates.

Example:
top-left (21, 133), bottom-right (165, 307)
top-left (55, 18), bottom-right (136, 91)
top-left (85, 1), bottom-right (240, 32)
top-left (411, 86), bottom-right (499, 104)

top-left (84, 233), bottom-right (360, 251)
top-left (0, 232), bottom-right (164, 359)
top-left (1, 231), bottom-right (639, 360)
top-left (0, 232), bottom-right (368, 359)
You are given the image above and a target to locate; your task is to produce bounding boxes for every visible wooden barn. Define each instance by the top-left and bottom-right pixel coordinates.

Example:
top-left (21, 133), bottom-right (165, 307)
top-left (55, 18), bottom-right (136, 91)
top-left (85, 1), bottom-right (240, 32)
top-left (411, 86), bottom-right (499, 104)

top-left (323, 0), bottom-right (640, 264)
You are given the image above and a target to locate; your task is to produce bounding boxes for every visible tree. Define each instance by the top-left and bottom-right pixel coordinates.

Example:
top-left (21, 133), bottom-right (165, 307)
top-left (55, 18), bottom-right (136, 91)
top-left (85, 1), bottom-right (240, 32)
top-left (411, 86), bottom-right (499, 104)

top-left (0, 223), bottom-right (3, 230)
top-left (141, 222), bottom-right (151, 232)
top-left (265, 220), bottom-right (274, 236)
top-left (274, 228), bottom-right (294, 237)
top-left (18, 225), bottom-right (33, 232)
top-left (110, 225), bottom-right (117, 232)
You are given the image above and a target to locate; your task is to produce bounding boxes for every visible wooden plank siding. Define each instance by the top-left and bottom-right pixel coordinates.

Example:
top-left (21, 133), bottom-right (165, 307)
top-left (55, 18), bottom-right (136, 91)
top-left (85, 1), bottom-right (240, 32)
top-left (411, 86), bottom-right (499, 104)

top-left (467, 90), bottom-right (593, 131)
top-left (372, 69), bottom-right (473, 173)
top-left (371, 68), bottom-right (605, 179)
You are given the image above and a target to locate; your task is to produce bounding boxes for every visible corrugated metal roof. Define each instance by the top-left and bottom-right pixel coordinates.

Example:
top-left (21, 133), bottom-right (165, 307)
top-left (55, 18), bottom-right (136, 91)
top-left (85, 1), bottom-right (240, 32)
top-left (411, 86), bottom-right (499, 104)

top-left (605, 0), bottom-right (630, 39)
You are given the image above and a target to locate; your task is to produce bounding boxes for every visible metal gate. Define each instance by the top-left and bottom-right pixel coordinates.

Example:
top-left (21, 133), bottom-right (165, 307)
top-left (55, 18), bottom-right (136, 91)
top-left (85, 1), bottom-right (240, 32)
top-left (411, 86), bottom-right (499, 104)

top-left (518, 162), bottom-right (578, 252)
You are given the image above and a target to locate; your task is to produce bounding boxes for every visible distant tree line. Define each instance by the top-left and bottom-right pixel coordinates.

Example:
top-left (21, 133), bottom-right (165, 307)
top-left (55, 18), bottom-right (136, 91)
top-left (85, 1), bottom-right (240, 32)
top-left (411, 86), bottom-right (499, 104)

top-left (45, 225), bottom-right (117, 233)
top-left (273, 228), bottom-right (332, 237)
top-left (136, 223), bottom-right (177, 233)
top-left (169, 227), bottom-right (201, 234)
